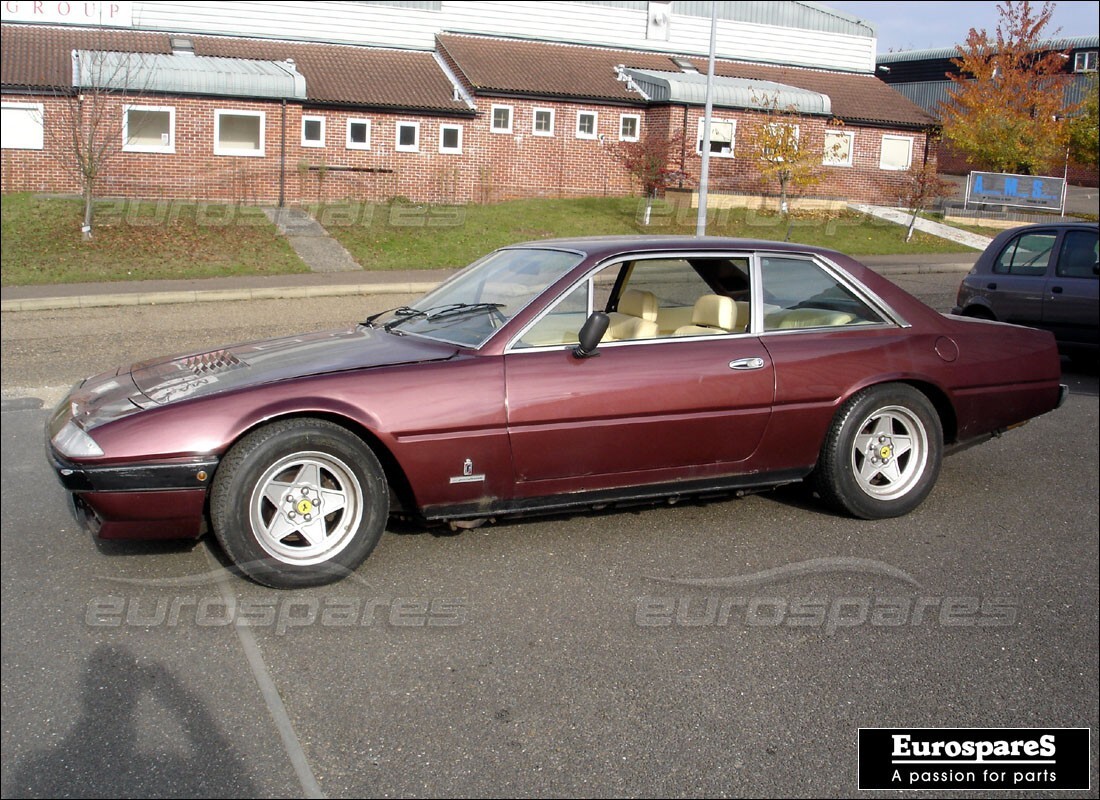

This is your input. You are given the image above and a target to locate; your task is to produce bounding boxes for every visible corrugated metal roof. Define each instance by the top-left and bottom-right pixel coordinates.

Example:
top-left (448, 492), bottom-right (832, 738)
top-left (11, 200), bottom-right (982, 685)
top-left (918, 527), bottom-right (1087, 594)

top-left (670, 1), bottom-right (875, 38)
top-left (878, 35), bottom-right (1099, 64)
top-left (623, 68), bottom-right (832, 114)
top-left (72, 50), bottom-right (307, 99)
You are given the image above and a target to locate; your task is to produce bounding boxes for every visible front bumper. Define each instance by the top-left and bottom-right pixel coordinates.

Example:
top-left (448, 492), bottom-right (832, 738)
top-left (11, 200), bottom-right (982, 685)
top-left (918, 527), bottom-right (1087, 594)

top-left (47, 428), bottom-right (218, 541)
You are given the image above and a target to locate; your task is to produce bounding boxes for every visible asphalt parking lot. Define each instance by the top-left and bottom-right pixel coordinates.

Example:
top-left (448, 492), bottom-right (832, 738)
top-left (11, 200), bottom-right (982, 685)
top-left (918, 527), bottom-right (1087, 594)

top-left (2, 275), bottom-right (1097, 798)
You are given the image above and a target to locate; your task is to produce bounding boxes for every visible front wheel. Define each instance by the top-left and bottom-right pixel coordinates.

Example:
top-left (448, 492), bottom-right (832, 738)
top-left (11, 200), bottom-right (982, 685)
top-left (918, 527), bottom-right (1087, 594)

top-left (812, 384), bottom-right (943, 519)
top-left (211, 418), bottom-right (389, 588)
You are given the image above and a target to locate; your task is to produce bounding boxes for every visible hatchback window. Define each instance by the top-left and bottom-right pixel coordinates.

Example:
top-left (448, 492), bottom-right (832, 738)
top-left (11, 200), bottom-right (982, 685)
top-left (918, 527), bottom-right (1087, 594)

top-left (1056, 229), bottom-right (1099, 279)
top-left (994, 232), bottom-right (1056, 276)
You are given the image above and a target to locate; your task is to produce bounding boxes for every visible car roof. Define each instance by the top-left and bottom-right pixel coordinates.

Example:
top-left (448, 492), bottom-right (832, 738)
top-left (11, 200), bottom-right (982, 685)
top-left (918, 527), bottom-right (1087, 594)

top-left (501, 235), bottom-right (852, 262)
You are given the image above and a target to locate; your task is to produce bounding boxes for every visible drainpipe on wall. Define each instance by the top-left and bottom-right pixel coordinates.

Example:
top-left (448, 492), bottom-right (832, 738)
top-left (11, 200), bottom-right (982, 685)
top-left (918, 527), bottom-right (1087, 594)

top-left (279, 99), bottom-right (287, 208)
top-left (680, 104), bottom-right (688, 186)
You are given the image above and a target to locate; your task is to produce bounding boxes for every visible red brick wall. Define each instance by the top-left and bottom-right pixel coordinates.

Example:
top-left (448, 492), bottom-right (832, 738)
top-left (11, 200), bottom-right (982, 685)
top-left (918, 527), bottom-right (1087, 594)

top-left (2, 91), bottom-right (934, 205)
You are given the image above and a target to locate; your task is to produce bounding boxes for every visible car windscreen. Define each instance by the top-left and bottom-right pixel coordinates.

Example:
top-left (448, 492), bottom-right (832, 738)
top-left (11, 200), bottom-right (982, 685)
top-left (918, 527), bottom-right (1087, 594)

top-left (379, 248), bottom-right (584, 348)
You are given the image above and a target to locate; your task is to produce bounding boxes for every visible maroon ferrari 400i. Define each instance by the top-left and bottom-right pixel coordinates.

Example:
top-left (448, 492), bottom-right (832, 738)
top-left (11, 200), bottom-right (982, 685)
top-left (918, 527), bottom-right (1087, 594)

top-left (48, 237), bottom-right (1067, 587)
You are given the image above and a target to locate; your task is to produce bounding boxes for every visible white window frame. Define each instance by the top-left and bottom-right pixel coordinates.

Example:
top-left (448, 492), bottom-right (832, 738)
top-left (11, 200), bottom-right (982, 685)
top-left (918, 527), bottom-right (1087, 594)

top-left (1, 102), bottom-right (44, 150)
top-left (301, 115), bottom-right (326, 148)
top-left (576, 111), bottom-right (598, 140)
top-left (1074, 51), bottom-right (1097, 72)
top-left (696, 118), bottom-right (736, 158)
top-left (619, 113), bottom-right (641, 142)
top-left (879, 134), bottom-right (914, 171)
top-left (395, 121), bottom-right (420, 153)
top-left (214, 109), bottom-right (265, 157)
top-left (822, 129), bottom-right (854, 167)
top-left (439, 123), bottom-right (463, 154)
top-left (346, 118), bottom-right (371, 150)
top-left (532, 108), bottom-right (555, 137)
top-left (490, 104), bottom-right (513, 134)
top-left (121, 104), bottom-right (175, 154)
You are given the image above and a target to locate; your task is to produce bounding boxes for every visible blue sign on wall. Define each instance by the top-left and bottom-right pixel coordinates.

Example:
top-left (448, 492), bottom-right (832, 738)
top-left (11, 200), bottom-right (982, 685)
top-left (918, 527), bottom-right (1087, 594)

top-left (966, 171), bottom-right (1066, 211)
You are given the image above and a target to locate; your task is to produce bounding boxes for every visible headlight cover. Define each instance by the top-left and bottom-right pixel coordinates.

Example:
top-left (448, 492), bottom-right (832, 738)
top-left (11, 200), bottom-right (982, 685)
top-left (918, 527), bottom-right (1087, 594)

top-left (52, 420), bottom-right (104, 459)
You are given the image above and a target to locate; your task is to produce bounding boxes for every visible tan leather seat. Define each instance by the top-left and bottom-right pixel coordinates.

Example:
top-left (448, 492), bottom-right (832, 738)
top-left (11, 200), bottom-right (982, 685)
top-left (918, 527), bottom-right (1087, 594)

top-left (764, 308), bottom-right (854, 330)
top-left (606, 289), bottom-right (659, 341)
top-left (674, 295), bottom-right (749, 336)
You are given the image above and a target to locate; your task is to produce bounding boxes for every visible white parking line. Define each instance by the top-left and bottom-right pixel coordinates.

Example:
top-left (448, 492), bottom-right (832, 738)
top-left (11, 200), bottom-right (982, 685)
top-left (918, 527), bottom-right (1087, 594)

top-left (208, 550), bottom-right (325, 799)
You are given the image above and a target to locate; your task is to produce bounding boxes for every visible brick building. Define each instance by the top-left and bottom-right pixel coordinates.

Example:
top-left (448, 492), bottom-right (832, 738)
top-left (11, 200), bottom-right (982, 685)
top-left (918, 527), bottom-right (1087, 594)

top-left (1, 1), bottom-right (936, 206)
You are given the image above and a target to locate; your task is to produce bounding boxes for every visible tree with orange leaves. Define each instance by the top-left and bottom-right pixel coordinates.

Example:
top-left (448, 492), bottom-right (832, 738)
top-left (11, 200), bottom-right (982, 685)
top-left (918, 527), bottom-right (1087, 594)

top-left (940, 0), bottom-right (1079, 175)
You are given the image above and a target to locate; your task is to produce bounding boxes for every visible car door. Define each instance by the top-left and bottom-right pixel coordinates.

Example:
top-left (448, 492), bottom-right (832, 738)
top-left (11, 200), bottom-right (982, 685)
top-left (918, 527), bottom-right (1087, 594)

top-left (985, 229), bottom-right (1057, 325)
top-left (1043, 228), bottom-right (1099, 347)
top-left (502, 255), bottom-right (774, 493)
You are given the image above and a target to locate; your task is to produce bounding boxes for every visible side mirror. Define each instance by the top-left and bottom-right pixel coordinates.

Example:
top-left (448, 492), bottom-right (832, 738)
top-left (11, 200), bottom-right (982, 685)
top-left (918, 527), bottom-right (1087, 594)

top-left (573, 312), bottom-right (610, 359)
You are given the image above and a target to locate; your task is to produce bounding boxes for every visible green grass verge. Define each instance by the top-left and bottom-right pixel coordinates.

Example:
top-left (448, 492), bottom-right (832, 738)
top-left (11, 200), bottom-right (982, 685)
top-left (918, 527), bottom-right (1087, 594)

top-left (3, 193), bottom-right (981, 286)
top-left (317, 196), bottom-right (977, 270)
top-left (1, 194), bottom-right (307, 286)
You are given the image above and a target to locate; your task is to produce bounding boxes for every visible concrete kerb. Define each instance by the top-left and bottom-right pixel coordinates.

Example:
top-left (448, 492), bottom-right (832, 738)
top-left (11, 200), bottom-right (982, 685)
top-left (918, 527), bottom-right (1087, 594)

top-left (0, 281), bottom-right (442, 313)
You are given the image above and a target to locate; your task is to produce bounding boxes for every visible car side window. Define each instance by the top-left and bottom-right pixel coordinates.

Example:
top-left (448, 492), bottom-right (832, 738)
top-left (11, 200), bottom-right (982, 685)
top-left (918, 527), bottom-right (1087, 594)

top-left (994, 232), bottom-right (1056, 276)
top-left (1056, 230), bottom-right (1099, 279)
top-left (760, 256), bottom-right (885, 331)
top-left (612, 258), bottom-right (752, 338)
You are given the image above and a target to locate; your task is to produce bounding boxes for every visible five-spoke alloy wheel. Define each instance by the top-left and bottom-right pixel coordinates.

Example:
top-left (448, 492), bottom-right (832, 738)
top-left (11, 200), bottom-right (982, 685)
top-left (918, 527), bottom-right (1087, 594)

top-left (212, 418), bottom-right (388, 588)
top-left (813, 384), bottom-right (943, 519)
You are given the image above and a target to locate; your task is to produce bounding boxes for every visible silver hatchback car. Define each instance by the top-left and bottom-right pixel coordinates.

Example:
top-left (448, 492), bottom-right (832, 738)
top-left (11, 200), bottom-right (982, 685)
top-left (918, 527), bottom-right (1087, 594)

top-left (953, 222), bottom-right (1099, 357)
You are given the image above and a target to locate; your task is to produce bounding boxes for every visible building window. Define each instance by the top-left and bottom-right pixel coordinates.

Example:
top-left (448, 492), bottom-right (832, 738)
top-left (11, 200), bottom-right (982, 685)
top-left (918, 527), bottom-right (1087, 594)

top-left (619, 114), bottom-right (640, 142)
top-left (301, 115), bottom-right (325, 148)
top-left (396, 121), bottom-right (420, 152)
top-left (439, 123), bottom-right (462, 154)
top-left (346, 118), bottom-right (371, 150)
top-left (1, 102), bottom-right (44, 150)
top-left (490, 105), bottom-right (513, 134)
top-left (879, 135), bottom-right (913, 170)
top-left (576, 111), bottom-right (598, 139)
top-left (696, 119), bottom-right (735, 157)
top-left (533, 108), bottom-right (555, 136)
top-left (823, 130), bottom-right (854, 166)
top-left (122, 105), bottom-right (175, 153)
top-left (1075, 51), bottom-right (1097, 72)
top-left (215, 110), bottom-right (265, 157)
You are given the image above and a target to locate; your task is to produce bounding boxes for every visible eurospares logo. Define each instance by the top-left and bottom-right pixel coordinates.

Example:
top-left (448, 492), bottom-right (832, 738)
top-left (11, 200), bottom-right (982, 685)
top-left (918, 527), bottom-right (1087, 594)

top-left (858, 728), bottom-right (1090, 791)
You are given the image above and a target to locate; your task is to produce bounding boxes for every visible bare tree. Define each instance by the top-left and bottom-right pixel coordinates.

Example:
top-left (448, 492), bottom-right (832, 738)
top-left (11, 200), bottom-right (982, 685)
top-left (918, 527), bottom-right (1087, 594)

top-left (42, 48), bottom-right (153, 241)
top-left (902, 135), bottom-right (954, 242)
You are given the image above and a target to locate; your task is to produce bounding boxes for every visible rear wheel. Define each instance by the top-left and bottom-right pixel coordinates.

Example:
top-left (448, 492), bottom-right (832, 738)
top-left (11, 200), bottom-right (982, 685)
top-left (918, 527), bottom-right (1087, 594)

top-left (961, 305), bottom-right (995, 320)
top-left (813, 384), bottom-right (942, 519)
top-left (211, 418), bottom-right (388, 588)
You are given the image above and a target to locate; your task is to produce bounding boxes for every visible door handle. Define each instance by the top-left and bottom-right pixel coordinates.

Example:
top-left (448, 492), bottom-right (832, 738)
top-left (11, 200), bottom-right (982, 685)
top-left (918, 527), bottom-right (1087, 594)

top-left (729, 357), bottom-right (766, 370)
top-left (986, 282), bottom-right (997, 290)
top-left (1051, 286), bottom-right (1063, 294)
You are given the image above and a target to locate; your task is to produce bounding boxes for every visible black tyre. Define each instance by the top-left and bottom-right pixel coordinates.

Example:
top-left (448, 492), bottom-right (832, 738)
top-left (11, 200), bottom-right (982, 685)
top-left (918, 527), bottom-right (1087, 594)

top-left (210, 418), bottom-right (389, 588)
top-left (813, 384), bottom-right (943, 519)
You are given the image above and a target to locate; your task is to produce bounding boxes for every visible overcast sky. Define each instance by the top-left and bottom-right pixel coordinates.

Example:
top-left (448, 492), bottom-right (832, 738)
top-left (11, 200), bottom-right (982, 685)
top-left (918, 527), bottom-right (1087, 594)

top-left (824, 0), bottom-right (1099, 52)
